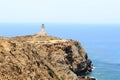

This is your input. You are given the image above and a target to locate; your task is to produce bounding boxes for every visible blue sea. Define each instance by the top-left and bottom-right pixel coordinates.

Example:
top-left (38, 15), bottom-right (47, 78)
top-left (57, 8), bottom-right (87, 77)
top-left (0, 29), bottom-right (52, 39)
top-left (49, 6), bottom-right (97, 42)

top-left (0, 23), bottom-right (120, 80)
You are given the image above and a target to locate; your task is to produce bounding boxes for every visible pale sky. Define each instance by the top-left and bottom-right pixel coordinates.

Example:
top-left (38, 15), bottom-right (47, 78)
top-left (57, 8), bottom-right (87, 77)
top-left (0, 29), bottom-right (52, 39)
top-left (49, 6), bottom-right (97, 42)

top-left (0, 0), bottom-right (120, 24)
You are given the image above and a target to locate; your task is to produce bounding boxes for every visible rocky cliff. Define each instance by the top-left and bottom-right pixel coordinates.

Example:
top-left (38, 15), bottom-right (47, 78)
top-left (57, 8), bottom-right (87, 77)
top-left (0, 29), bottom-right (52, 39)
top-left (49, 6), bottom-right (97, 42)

top-left (0, 35), bottom-right (95, 80)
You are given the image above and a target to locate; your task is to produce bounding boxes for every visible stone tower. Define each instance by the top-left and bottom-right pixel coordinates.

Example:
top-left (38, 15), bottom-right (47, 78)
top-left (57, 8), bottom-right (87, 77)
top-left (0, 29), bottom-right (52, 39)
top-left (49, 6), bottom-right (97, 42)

top-left (41, 24), bottom-right (45, 34)
top-left (36, 24), bottom-right (47, 37)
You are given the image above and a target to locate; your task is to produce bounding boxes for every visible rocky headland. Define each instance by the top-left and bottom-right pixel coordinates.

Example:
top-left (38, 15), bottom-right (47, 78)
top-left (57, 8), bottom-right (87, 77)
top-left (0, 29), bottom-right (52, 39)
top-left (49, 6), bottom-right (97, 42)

top-left (0, 34), bottom-right (95, 80)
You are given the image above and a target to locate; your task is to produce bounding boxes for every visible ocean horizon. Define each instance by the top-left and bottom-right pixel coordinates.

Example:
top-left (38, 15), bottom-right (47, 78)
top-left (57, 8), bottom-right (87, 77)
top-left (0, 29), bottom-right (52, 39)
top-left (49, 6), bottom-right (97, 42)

top-left (0, 23), bottom-right (120, 80)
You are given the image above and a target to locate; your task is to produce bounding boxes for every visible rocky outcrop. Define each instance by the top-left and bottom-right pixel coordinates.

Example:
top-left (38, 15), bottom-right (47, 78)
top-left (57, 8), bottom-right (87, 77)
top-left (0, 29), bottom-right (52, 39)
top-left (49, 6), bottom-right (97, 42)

top-left (0, 35), bottom-right (95, 80)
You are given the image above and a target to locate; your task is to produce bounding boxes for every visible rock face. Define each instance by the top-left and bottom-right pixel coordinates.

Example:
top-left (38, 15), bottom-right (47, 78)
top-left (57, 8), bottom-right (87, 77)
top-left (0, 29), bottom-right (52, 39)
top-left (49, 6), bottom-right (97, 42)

top-left (0, 35), bottom-right (95, 80)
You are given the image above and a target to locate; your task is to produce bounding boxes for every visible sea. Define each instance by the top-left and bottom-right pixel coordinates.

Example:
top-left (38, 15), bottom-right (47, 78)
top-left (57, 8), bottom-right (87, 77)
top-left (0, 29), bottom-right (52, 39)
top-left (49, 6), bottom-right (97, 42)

top-left (0, 23), bottom-right (120, 80)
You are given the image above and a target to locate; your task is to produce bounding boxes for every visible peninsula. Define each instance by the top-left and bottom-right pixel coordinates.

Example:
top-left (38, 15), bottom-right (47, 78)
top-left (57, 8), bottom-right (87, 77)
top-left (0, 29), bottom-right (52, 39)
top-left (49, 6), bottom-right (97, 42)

top-left (0, 25), bottom-right (95, 80)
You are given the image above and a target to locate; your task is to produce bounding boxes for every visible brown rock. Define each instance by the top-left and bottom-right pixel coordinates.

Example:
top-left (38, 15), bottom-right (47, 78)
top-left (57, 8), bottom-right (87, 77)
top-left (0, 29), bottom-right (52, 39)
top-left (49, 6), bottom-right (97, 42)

top-left (0, 35), bottom-right (95, 80)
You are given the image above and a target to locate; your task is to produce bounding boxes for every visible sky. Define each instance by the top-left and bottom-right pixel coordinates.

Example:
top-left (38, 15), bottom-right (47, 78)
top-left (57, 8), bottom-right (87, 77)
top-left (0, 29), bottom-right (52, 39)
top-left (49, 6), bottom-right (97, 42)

top-left (0, 0), bottom-right (120, 24)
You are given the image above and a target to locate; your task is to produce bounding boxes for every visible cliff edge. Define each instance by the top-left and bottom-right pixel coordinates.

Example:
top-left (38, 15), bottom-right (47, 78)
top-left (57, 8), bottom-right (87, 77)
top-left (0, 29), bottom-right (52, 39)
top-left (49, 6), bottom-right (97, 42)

top-left (0, 35), bottom-right (95, 80)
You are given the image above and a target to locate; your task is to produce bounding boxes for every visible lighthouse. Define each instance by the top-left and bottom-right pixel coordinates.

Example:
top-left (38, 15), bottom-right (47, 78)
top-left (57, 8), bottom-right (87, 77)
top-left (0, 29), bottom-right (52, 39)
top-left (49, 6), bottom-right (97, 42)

top-left (36, 24), bottom-right (47, 37)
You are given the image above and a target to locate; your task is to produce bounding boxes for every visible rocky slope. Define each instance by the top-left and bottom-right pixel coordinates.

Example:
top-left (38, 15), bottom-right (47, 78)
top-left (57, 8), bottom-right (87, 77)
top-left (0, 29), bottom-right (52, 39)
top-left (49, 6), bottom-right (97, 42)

top-left (0, 35), bottom-right (95, 80)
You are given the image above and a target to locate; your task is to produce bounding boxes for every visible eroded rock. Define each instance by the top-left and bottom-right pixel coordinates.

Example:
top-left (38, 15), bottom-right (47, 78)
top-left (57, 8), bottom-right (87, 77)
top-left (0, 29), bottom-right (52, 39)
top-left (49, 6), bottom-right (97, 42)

top-left (0, 35), bottom-right (95, 80)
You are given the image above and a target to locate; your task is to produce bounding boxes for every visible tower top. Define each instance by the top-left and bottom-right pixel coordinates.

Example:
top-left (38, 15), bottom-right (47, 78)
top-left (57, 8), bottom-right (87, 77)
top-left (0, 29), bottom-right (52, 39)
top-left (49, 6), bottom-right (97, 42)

top-left (42, 24), bottom-right (44, 28)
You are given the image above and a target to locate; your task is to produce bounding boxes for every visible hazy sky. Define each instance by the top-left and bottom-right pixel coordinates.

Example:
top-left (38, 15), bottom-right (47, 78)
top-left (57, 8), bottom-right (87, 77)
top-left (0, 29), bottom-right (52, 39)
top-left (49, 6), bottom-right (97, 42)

top-left (0, 0), bottom-right (120, 24)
